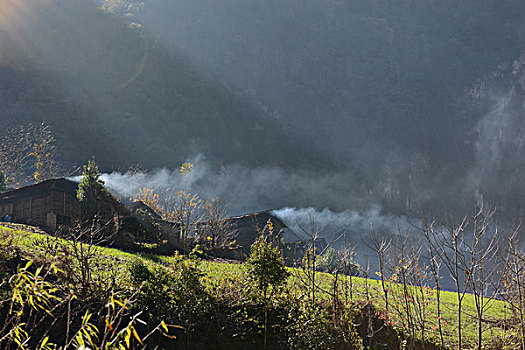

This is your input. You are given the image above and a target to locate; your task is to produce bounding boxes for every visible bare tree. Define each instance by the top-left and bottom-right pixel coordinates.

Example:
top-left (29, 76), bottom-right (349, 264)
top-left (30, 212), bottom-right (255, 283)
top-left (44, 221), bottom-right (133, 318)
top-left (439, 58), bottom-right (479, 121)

top-left (390, 235), bottom-right (418, 347)
top-left (422, 216), bottom-right (445, 349)
top-left (0, 124), bottom-right (32, 187)
top-left (291, 216), bottom-right (342, 305)
top-left (368, 232), bottom-right (392, 318)
top-left (199, 197), bottom-right (237, 252)
top-left (425, 207), bottom-right (503, 350)
top-left (297, 216), bottom-right (322, 304)
top-left (0, 123), bottom-right (61, 187)
top-left (366, 207), bottom-right (511, 349)
top-left (431, 214), bottom-right (470, 349)
top-left (162, 189), bottom-right (202, 251)
top-left (465, 208), bottom-right (501, 350)
top-left (408, 235), bottom-right (432, 348)
top-left (38, 219), bottom-right (118, 299)
top-left (28, 123), bottom-right (61, 182)
top-left (502, 231), bottom-right (525, 349)
top-left (134, 164), bottom-right (205, 251)
top-left (337, 243), bottom-right (359, 302)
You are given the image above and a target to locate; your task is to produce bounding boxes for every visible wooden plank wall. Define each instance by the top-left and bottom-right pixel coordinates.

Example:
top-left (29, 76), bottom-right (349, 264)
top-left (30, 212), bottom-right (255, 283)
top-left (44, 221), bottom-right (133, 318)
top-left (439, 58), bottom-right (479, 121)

top-left (11, 191), bottom-right (76, 226)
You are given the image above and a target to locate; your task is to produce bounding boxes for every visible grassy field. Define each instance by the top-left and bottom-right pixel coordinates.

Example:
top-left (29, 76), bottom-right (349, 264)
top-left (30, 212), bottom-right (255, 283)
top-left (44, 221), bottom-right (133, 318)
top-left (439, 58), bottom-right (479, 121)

top-left (0, 223), bottom-right (518, 349)
top-left (198, 256), bottom-right (514, 349)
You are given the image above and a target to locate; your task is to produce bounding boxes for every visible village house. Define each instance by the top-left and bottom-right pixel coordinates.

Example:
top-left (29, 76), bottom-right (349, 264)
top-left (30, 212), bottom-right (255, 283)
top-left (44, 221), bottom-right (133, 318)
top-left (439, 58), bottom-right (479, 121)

top-left (227, 211), bottom-right (287, 255)
top-left (127, 204), bottom-right (308, 259)
top-left (0, 180), bottom-right (317, 264)
top-left (225, 211), bottom-right (325, 262)
top-left (0, 178), bottom-right (129, 232)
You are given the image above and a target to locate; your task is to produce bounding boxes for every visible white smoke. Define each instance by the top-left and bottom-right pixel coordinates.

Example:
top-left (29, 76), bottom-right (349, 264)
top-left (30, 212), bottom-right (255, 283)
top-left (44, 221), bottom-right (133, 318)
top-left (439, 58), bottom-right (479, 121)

top-left (271, 205), bottom-right (418, 255)
top-left (464, 61), bottom-right (525, 216)
top-left (272, 206), bottom-right (414, 240)
top-left (78, 154), bottom-right (429, 280)
top-left (93, 154), bottom-right (420, 243)
top-left (92, 154), bottom-right (379, 215)
top-left (471, 91), bottom-right (516, 184)
top-left (271, 206), bottom-right (424, 280)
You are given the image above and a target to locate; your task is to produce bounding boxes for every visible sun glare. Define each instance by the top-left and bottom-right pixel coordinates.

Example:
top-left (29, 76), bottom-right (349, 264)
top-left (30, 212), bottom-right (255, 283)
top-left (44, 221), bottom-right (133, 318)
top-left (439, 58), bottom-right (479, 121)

top-left (0, 0), bottom-right (55, 66)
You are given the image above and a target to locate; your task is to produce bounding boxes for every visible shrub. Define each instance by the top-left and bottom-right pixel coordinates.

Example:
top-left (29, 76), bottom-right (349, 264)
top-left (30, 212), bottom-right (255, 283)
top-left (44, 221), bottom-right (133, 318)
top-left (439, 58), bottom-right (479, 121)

top-left (245, 233), bottom-right (290, 299)
top-left (123, 209), bottom-right (162, 244)
top-left (282, 300), bottom-right (362, 350)
top-left (128, 254), bottom-right (209, 331)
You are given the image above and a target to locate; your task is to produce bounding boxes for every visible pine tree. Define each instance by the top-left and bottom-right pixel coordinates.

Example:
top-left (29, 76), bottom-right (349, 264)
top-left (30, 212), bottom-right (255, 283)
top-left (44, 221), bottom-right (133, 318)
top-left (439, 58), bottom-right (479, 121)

top-left (77, 158), bottom-right (110, 220)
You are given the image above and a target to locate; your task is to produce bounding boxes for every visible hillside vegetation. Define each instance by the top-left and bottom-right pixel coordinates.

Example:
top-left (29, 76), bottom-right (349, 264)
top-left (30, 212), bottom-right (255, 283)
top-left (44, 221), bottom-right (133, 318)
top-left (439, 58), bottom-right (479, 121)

top-left (0, 223), bottom-right (519, 349)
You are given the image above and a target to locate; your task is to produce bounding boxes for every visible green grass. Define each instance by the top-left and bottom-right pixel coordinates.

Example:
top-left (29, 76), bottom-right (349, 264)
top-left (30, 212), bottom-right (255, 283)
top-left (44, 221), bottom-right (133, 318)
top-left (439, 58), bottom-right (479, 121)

top-left (0, 223), bottom-right (519, 349)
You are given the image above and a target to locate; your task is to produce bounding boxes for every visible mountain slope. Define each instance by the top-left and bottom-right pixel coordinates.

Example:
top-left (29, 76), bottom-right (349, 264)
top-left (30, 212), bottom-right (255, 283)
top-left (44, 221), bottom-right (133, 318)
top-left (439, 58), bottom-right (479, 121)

top-left (0, 0), bottom-right (318, 170)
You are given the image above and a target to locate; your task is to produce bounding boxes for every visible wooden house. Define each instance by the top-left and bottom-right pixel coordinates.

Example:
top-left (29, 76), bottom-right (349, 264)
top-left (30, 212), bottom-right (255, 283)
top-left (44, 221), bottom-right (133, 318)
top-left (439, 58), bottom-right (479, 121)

top-left (227, 211), bottom-right (288, 256)
top-left (225, 211), bottom-right (323, 262)
top-left (127, 200), bottom-right (182, 250)
top-left (0, 178), bottom-right (129, 232)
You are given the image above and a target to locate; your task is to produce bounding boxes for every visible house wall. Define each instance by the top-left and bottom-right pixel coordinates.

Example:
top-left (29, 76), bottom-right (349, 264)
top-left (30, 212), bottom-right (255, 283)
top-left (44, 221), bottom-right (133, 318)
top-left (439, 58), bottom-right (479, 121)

top-left (160, 221), bottom-right (182, 249)
top-left (7, 190), bottom-right (77, 230)
top-left (0, 179), bottom-right (129, 233)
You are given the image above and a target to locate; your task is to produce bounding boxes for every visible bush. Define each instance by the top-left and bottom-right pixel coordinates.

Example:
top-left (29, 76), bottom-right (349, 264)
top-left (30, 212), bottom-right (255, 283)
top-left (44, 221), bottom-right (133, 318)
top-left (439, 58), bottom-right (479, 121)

top-left (245, 233), bottom-right (290, 299)
top-left (282, 300), bottom-right (362, 350)
top-left (123, 209), bottom-right (162, 244)
top-left (128, 254), bottom-right (209, 331)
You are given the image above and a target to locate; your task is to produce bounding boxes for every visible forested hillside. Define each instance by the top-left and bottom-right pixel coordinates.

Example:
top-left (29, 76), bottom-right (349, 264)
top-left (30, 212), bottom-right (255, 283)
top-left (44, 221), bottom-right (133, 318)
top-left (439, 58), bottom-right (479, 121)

top-left (0, 0), bottom-right (312, 170)
top-left (2, 0), bottom-right (525, 220)
top-left (114, 0), bottom-right (525, 217)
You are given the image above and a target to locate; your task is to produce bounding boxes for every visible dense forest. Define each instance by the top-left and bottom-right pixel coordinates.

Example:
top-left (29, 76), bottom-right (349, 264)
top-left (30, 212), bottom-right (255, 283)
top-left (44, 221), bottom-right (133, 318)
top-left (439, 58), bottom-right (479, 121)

top-left (1, 0), bottom-right (525, 221)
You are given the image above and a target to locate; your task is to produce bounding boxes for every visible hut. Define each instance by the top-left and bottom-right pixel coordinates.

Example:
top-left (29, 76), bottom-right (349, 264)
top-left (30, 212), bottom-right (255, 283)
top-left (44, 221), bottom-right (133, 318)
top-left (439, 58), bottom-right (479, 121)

top-left (227, 211), bottom-right (287, 256)
top-left (0, 178), bottom-right (128, 232)
top-left (127, 200), bottom-right (182, 251)
top-left (224, 211), bottom-right (325, 262)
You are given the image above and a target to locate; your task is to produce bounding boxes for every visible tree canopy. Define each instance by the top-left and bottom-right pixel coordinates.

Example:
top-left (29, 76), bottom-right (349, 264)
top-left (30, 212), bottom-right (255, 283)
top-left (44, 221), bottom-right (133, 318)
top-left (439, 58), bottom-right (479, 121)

top-left (77, 158), bottom-right (110, 220)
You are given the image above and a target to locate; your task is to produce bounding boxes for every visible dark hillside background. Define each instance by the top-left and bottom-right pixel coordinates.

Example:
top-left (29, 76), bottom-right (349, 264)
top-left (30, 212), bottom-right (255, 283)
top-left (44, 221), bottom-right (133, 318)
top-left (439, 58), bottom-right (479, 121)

top-left (2, 0), bottom-right (525, 221)
top-left (0, 0), bottom-right (313, 168)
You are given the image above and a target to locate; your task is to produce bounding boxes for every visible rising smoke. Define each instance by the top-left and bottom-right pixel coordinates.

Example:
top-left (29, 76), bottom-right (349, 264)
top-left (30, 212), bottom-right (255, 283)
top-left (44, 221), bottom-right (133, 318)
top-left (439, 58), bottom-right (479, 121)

top-left (96, 154), bottom-right (420, 254)
top-left (272, 206), bottom-right (414, 246)
top-left (98, 154), bottom-right (361, 215)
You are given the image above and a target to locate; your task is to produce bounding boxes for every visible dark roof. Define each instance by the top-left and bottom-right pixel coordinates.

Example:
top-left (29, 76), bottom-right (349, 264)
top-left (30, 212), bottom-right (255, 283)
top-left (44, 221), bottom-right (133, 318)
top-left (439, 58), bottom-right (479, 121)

top-left (227, 211), bottom-right (287, 229)
top-left (281, 228), bottom-right (308, 242)
top-left (0, 178), bottom-right (78, 204)
top-left (0, 178), bottom-right (130, 216)
top-left (129, 201), bottom-right (163, 221)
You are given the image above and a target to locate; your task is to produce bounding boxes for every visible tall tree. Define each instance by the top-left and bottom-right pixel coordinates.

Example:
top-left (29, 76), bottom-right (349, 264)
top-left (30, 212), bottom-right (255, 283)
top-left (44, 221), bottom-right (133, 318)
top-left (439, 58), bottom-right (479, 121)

top-left (29, 123), bottom-right (60, 183)
top-left (77, 158), bottom-right (110, 220)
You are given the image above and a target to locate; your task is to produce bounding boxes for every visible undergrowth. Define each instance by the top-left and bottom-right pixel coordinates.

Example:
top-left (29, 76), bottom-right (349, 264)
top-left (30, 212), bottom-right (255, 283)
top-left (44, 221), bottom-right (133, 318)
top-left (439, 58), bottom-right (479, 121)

top-left (0, 224), bottom-right (520, 349)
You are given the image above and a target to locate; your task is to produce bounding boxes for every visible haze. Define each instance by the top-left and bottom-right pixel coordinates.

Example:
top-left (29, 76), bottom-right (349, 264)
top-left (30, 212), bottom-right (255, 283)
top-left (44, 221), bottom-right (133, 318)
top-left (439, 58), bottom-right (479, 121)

top-left (2, 0), bottom-right (525, 230)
